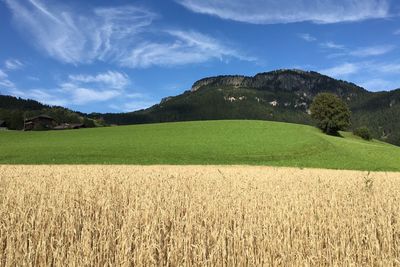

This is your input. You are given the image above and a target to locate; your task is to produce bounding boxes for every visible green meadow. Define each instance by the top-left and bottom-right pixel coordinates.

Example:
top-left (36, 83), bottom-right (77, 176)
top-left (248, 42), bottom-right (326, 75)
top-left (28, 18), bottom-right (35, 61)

top-left (1, 120), bottom-right (399, 171)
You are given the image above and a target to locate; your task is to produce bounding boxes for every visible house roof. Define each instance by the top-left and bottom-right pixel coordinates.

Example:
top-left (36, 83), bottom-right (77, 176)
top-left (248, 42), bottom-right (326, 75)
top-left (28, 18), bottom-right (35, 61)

top-left (25, 115), bottom-right (54, 122)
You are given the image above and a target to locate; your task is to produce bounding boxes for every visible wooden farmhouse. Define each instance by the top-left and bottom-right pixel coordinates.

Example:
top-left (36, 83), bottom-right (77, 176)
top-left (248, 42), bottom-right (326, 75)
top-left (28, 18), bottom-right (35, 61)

top-left (24, 115), bottom-right (56, 131)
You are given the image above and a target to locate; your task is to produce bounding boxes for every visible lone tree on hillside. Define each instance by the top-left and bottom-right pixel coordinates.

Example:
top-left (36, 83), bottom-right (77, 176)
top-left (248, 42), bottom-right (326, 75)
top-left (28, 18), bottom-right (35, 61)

top-left (310, 93), bottom-right (351, 135)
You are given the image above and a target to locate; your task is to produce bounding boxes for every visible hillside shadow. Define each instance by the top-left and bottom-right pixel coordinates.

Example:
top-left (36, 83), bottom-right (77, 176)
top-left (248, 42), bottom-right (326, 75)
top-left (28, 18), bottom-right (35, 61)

top-left (327, 131), bottom-right (344, 138)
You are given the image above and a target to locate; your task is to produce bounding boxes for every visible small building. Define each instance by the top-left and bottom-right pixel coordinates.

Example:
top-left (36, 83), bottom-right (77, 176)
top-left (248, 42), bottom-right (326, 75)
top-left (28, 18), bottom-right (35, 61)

top-left (24, 115), bottom-right (56, 131)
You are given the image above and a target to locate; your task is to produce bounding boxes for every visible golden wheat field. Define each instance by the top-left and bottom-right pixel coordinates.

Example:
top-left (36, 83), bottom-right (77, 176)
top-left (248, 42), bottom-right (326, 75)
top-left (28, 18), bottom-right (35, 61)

top-left (1, 165), bottom-right (400, 266)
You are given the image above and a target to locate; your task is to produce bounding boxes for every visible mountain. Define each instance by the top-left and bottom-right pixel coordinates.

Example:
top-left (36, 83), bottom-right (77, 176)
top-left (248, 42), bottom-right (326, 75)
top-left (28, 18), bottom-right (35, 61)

top-left (0, 95), bottom-right (99, 129)
top-left (94, 69), bottom-right (400, 146)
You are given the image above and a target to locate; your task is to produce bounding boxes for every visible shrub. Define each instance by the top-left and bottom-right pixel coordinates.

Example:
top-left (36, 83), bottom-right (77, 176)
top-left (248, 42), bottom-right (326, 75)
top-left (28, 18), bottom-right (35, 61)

top-left (83, 118), bottom-right (96, 128)
top-left (310, 93), bottom-right (351, 135)
top-left (353, 127), bottom-right (372, 141)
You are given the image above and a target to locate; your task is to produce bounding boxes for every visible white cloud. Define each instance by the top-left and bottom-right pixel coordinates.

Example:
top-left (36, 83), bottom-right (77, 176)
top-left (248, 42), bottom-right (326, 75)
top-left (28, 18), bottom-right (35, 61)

top-left (6, 71), bottom-right (134, 106)
top-left (26, 89), bottom-right (67, 106)
top-left (350, 45), bottom-right (395, 57)
top-left (5, 0), bottom-right (156, 64)
top-left (66, 87), bottom-right (121, 105)
top-left (0, 70), bottom-right (7, 79)
top-left (394, 29), bottom-right (400, 35)
top-left (68, 71), bottom-right (129, 90)
top-left (5, 59), bottom-right (24, 70)
top-left (298, 33), bottom-right (316, 42)
top-left (0, 80), bottom-right (15, 88)
top-left (324, 44), bottom-right (395, 59)
top-left (110, 100), bottom-right (157, 112)
top-left (64, 75), bottom-right (156, 110)
top-left (176, 0), bottom-right (391, 24)
top-left (59, 71), bottom-right (130, 105)
top-left (0, 69), bottom-right (16, 88)
top-left (121, 30), bottom-right (253, 68)
top-left (5, 0), bottom-right (252, 67)
top-left (377, 63), bottom-right (400, 73)
top-left (320, 63), bottom-right (360, 77)
top-left (123, 101), bottom-right (156, 111)
top-left (321, 41), bottom-right (345, 49)
top-left (317, 61), bottom-right (400, 90)
top-left (10, 88), bottom-right (68, 106)
top-left (359, 79), bottom-right (398, 91)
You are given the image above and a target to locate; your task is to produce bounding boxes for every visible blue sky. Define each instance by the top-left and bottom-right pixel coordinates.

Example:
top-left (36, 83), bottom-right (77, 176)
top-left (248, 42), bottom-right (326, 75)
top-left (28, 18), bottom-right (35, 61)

top-left (1, 0), bottom-right (400, 113)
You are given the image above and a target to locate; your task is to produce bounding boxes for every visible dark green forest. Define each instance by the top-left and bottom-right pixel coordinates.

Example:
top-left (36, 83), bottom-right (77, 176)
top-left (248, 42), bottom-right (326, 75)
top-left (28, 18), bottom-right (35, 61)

top-left (0, 95), bottom-right (98, 129)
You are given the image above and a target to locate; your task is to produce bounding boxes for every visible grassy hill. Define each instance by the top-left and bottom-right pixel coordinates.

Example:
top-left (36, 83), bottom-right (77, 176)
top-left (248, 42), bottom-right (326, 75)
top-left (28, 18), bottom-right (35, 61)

top-left (1, 120), bottom-right (399, 171)
top-left (97, 70), bottom-right (400, 146)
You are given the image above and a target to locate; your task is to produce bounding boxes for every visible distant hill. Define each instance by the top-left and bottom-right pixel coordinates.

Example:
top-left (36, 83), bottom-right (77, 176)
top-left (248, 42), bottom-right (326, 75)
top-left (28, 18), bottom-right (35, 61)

top-left (95, 69), bottom-right (400, 146)
top-left (0, 95), bottom-right (99, 129)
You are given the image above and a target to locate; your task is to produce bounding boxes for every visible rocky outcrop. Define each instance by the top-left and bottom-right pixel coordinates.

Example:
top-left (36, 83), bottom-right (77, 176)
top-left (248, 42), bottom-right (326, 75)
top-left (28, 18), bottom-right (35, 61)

top-left (190, 70), bottom-right (325, 91)
top-left (191, 75), bottom-right (246, 92)
top-left (190, 69), bottom-right (368, 99)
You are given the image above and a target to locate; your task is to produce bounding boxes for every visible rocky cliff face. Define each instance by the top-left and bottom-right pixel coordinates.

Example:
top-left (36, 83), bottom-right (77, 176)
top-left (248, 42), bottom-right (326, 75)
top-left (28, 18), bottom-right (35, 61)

top-left (191, 75), bottom-right (246, 92)
top-left (191, 70), bottom-right (333, 92)
top-left (244, 69), bottom-right (317, 89)
top-left (190, 69), bottom-right (368, 100)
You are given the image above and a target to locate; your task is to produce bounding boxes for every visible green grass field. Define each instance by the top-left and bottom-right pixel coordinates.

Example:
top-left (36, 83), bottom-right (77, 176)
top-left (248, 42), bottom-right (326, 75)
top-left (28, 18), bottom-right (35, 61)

top-left (0, 120), bottom-right (399, 171)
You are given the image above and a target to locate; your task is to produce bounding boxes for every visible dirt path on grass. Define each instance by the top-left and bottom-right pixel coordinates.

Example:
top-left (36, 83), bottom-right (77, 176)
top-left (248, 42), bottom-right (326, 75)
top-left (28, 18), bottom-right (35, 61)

top-left (1, 165), bottom-right (399, 180)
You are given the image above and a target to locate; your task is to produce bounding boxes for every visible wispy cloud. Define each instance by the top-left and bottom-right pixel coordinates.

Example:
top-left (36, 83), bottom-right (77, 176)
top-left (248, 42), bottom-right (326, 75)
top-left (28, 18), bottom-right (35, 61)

top-left (318, 60), bottom-right (400, 90)
top-left (59, 71), bottom-right (130, 105)
top-left (6, 69), bottom-right (158, 111)
top-left (0, 59), bottom-right (24, 88)
top-left (0, 69), bottom-right (16, 89)
top-left (115, 101), bottom-right (157, 112)
top-left (5, 0), bottom-right (252, 67)
top-left (176, 0), bottom-right (391, 24)
top-left (320, 41), bottom-right (345, 50)
top-left (350, 45), bottom-right (395, 57)
top-left (0, 70), bottom-right (7, 80)
top-left (9, 87), bottom-right (68, 106)
top-left (322, 43), bottom-right (395, 59)
top-left (305, 37), bottom-right (394, 59)
top-left (320, 63), bottom-right (360, 77)
top-left (68, 71), bottom-right (129, 90)
top-left (109, 93), bottom-right (157, 112)
top-left (377, 63), bottom-right (400, 73)
top-left (5, 59), bottom-right (24, 70)
top-left (394, 29), bottom-right (400, 35)
top-left (5, 0), bottom-right (155, 64)
top-left (298, 33), bottom-right (316, 42)
top-left (60, 84), bottom-right (121, 105)
top-left (321, 61), bottom-right (400, 76)
top-left (359, 78), bottom-right (399, 91)
top-left (121, 30), bottom-right (253, 68)
top-left (7, 71), bottom-right (135, 107)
